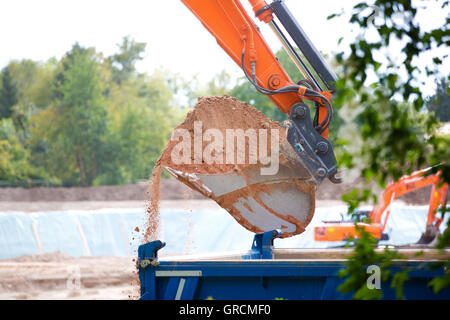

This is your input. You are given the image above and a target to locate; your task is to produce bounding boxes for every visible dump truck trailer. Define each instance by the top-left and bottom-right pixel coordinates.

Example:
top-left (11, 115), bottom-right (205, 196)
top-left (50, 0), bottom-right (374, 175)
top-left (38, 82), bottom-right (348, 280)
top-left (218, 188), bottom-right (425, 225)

top-left (137, 230), bottom-right (450, 300)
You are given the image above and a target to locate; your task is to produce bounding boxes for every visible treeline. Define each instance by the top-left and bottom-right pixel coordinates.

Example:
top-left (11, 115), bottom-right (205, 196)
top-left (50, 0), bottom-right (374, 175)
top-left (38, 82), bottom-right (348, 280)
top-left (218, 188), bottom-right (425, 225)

top-left (0, 37), bottom-right (183, 187)
top-left (0, 37), bottom-right (447, 187)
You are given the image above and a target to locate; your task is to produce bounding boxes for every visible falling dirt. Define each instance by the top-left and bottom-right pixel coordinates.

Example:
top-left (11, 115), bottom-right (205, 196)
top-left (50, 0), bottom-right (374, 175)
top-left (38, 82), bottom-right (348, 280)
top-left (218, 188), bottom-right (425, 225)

top-left (144, 163), bottom-right (162, 243)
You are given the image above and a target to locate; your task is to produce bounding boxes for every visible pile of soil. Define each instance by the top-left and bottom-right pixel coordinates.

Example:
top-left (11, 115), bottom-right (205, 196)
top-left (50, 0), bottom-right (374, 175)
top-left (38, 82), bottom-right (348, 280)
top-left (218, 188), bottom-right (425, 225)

top-left (158, 95), bottom-right (285, 175)
top-left (0, 179), bottom-right (205, 202)
top-left (11, 251), bottom-right (73, 263)
top-left (0, 178), bottom-right (433, 204)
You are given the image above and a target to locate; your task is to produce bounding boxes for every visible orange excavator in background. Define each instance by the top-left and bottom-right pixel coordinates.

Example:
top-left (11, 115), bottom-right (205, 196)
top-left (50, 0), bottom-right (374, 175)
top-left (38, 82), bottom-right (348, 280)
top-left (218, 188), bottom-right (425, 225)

top-left (314, 167), bottom-right (449, 245)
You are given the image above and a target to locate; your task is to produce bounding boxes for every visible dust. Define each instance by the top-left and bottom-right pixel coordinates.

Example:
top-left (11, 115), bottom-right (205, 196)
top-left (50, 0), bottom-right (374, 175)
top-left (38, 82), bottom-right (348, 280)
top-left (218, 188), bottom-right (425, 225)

top-left (144, 163), bottom-right (162, 243)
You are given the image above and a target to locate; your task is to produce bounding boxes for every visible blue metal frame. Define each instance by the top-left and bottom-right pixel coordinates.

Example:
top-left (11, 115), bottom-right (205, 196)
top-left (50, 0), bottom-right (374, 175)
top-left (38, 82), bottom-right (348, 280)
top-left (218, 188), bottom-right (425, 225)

top-left (137, 240), bottom-right (165, 299)
top-left (137, 230), bottom-right (450, 300)
top-left (243, 229), bottom-right (282, 259)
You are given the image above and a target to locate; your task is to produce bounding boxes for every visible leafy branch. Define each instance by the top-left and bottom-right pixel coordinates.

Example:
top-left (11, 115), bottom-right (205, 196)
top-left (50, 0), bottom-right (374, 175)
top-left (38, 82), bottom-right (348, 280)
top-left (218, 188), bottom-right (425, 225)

top-left (330, 0), bottom-right (450, 299)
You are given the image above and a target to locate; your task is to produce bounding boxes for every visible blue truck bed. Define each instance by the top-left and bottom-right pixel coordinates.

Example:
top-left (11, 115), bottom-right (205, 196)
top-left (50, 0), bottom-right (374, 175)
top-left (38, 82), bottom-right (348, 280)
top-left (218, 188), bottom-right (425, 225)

top-left (137, 230), bottom-right (450, 300)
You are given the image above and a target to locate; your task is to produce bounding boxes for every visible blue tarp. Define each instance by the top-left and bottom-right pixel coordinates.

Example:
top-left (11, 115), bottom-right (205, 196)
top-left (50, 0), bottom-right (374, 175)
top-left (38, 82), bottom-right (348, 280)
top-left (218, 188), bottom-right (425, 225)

top-left (0, 205), bottom-right (448, 260)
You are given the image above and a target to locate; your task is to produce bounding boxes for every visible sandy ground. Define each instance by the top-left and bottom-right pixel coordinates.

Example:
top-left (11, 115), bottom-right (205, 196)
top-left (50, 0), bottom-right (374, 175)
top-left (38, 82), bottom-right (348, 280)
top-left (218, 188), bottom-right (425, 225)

top-left (1, 246), bottom-right (446, 300)
top-left (0, 178), bottom-right (433, 205)
top-left (0, 176), bottom-right (432, 300)
top-left (0, 253), bottom-right (137, 300)
top-left (0, 199), bottom-right (349, 300)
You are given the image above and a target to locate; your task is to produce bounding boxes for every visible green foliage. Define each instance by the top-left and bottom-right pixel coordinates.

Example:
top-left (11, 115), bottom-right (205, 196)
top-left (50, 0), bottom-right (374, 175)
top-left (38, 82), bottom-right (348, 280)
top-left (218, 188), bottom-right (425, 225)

top-left (338, 225), bottom-right (406, 300)
top-left (0, 60), bottom-right (55, 183)
top-left (428, 261), bottom-right (450, 294)
top-left (1, 37), bottom-right (179, 187)
top-left (230, 80), bottom-right (287, 122)
top-left (7, 59), bottom-right (54, 110)
top-left (0, 66), bottom-right (18, 120)
top-left (428, 218), bottom-right (450, 294)
top-left (0, 119), bottom-right (50, 182)
top-left (341, 188), bottom-right (377, 217)
top-left (390, 269), bottom-right (409, 300)
top-left (97, 70), bottom-right (179, 185)
top-left (109, 36), bottom-right (146, 85)
top-left (35, 44), bottom-right (109, 186)
top-left (425, 78), bottom-right (450, 122)
top-left (200, 70), bottom-right (232, 97)
top-left (331, 0), bottom-right (450, 299)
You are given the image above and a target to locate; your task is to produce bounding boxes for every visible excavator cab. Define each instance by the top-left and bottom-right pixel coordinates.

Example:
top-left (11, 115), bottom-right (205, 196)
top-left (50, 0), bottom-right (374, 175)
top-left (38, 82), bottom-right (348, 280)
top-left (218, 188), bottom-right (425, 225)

top-left (170, 0), bottom-right (341, 237)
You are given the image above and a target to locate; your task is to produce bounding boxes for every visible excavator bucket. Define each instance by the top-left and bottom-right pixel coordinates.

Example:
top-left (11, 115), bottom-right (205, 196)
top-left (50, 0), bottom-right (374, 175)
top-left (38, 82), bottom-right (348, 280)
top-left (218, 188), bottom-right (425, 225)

top-left (164, 103), bottom-right (340, 238)
top-left (416, 225), bottom-right (441, 245)
top-left (175, 0), bottom-right (342, 238)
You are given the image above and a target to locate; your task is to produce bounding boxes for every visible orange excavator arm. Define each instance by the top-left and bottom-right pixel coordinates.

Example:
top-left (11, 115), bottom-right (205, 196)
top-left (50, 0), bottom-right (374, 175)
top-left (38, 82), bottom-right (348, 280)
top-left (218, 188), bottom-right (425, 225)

top-left (371, 168), bottom-right (448, 233)
top-left (180, 0), bottom-right (342, 186)
top-left (166, 0), bottom-right (342, 238)
top-left (180, 0), bottom-right (336, 139)
top-left (181, 0), bottom-right (298, 114)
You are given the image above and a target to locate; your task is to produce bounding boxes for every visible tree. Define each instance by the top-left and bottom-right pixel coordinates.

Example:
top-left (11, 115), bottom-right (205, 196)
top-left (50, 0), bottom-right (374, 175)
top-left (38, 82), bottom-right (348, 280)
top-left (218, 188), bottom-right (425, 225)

top-left (7, 59), bottom-right (55, 110)
top-left (0, 36), bottom-right (185, 187)
top-left (4, 59), bottom-right (57, 142)
top-left (0, 118), bottom-right (50, 183)
top-left (97, 69), bottom-right (180, 185)
top-left (325, 0), bottom-right (450, 299)
top-left (230, 80), bottom-right (287, 122)
top-left (33, 44), bottom-right (110, 186)
top-left (109, 36), bottom-right (146, 85)
top-left (0, 60), bottom-right (57, 185)
top-left (426, 78), bottom-right (450, 122)
top-left (0, 66), bottom-right (18, 119)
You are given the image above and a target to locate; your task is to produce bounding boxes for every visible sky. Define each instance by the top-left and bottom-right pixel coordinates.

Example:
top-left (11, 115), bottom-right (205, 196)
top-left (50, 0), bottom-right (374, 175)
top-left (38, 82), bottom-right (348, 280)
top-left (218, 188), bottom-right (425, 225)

top-left (0, 0), bottom-right (356, 80)
top-left (0, 0), bottom-right (448, 95)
